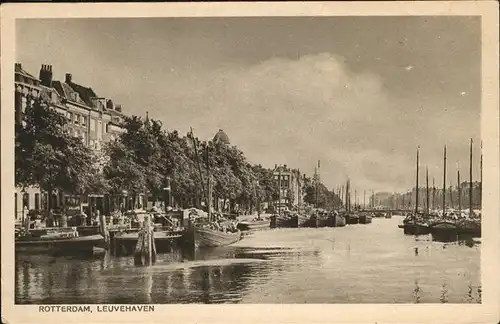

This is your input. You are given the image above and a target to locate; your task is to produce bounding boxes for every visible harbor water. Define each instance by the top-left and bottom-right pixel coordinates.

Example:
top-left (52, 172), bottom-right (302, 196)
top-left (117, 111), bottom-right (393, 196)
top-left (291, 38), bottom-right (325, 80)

top-left (15, 216), bottom-right (481, 304)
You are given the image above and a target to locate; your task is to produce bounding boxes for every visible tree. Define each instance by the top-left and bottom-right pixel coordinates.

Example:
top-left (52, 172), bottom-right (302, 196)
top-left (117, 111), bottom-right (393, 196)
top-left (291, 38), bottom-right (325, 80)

top-left (15, 98), bottom-right (95, 210)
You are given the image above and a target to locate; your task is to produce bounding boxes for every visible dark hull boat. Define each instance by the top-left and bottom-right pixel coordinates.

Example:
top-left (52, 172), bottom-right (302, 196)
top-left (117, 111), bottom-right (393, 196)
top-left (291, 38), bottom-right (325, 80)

top-left (334, 214), bottom-right (346, 227)
top-left (16, 234), bottom-right (105, 255)
top-left (113, 230), bottom-right (183, 254)
top-left (403, 223), bottom-right (430, 235)
top-left (385, 212), bottom-right (392, 219)
top-left (346, 213), bottom-right (359, 224)
top-left (430, 221), bottom-right (458, 242)
top-left (194, 227), bottom-right (241, 247)
top-left (270, 214), bottom-right (308, 228)
top-left (303, 214), bottom-right (320, 228)
top-left (457, 220), bottom-right (481, 237)
top-left (237, 219), bottom-right (271, 231)
top-left (359, 214), bottom-right (372, 224)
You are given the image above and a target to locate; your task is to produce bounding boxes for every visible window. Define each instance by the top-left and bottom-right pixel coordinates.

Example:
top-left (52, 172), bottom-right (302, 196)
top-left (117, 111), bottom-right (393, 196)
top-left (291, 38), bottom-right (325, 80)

top-left (81, 115), bottom-right (86, 126)
top-left (82, 132), bottom-right (87, 144)
top-left (90, 118), bottom-right (96, 131)
top-left (22, 193), bottom-right (29, 210)
top-left (41, 193), bottom-right (48, 210)
top-left (67, 111), bottom-right (72, 121)
top-left (74, 113), bottom-right (79, 125)
top-left (35, 193), bottom-right (40, 210)
top-left (104, 122), bottom-right (108, 133)
top-left (97, 120), bottom-right (102, 139)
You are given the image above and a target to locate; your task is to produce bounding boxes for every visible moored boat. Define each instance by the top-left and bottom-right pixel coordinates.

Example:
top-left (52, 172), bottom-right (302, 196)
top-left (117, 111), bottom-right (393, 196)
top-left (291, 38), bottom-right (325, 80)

top-left (303, 214), bottom-right (320, 228)
top-left (359, 212), bottom-right (372, 224)
top-left (113, 229), bottom-right (184, 254)
top-left (334, 213), bottom-right (346, 227)
top-left (16, 227), bottom-right (104, 255)
top-left (346, 213), bottom-right (359, 224)
top-left (456, 219), bottom-right (481, 237)
top-left (403, 222), bottom-right (430, 235)
top-left (429, 221), bottom-right (458, 242)
top-left (385, 211), bottom-right (392, 219)
top-left (237, 218), bottom-right (271, 231)
top-left (194, 226), bottom-right (242, 247)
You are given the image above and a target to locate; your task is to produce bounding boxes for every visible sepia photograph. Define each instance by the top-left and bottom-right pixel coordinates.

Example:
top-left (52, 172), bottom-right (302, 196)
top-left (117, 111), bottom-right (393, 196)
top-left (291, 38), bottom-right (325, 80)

top-left (1, 2), bottom-right (499, 324)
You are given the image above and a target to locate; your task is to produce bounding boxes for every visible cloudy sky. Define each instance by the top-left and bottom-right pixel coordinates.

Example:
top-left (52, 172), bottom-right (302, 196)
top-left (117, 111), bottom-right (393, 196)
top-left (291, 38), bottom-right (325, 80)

top-left (16, 16), bottom-right (481, 193)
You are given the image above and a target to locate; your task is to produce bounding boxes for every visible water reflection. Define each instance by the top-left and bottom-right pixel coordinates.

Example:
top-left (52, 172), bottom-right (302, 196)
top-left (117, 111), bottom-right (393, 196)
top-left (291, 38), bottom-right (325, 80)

top-left (16, 217), bottom-right (480, 304)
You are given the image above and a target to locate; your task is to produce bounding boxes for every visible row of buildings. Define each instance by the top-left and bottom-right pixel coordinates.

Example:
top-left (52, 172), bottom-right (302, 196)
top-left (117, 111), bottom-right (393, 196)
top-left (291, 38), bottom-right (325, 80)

top-left (14, 63), bottom-right (128, 220)
top-left (14, 63), bottom-right (306, 220)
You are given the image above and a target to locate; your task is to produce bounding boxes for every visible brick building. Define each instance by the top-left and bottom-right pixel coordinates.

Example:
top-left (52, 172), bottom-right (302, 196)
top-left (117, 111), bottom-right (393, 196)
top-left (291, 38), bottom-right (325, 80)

top-left (14, 63), bottom-right (127, 220)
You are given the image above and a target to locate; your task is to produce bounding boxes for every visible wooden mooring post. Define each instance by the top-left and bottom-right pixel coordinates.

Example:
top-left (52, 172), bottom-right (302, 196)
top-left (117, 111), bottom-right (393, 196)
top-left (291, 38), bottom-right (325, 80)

top-left (98, 210), bottom-right (110, 248)
top-left (134, 213), bottom-right (157, 266)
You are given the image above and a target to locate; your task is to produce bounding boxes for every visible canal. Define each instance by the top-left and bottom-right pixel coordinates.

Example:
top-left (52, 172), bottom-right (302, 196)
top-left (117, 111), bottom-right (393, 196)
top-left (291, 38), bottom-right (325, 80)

top-left (15, 216), bottom-right (481, 304)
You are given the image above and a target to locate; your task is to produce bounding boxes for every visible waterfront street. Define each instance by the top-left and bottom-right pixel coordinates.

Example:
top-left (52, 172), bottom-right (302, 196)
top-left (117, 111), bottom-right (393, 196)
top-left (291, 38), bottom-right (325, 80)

top-left (16, 216), bottom-right (480, 304)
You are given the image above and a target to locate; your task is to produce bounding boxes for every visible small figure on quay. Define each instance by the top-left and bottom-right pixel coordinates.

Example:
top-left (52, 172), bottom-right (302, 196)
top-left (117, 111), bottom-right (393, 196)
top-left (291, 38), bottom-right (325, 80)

top-left (80, 210), bottom-right (88, 226)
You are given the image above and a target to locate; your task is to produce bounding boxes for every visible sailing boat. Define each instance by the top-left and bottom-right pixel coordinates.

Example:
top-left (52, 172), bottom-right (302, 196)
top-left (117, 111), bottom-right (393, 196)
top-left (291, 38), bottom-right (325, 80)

top-left (456, 139), bottom-right (481, 237)
top-left (189, 132), bottom-right (242, 247)
top-left (402, 147), bottom-right (431, 235)
top-left (429, 145), bottom-right (459, 242)
top-left (345, 179), bottom-right (359, 224)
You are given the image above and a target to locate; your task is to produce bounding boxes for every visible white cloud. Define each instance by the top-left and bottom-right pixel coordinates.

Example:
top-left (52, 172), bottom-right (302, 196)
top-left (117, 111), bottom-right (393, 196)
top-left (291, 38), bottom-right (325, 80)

top-left (136, 53), bottom-right (478, 192)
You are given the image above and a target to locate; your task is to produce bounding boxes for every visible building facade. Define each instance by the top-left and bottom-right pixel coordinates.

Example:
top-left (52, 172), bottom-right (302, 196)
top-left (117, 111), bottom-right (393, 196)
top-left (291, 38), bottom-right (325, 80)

top-left (272, 164), bottom-right (302, 208)
top-left (14, 63), bottom-right (127, 220)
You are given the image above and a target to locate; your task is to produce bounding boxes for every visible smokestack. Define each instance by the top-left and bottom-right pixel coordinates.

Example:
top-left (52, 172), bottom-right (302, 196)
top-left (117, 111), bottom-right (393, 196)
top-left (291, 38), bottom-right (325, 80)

top-left (39, 64), bottom-right (53, 87)
top-left (106, 99), bottom-right (114, 110)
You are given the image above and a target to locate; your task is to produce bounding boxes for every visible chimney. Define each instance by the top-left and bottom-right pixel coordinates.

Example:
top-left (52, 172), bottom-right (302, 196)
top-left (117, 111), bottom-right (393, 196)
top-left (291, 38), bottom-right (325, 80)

top-left (284, 164), bottom-right (287, 170)
top-left (106, 99), bottom-right (114, 110)
top-left (39, 64), bottom-right (53, 87)
top-left (15, 63), bottom-right (21, 70)
top-left (115, 104), bottom-right (122, 112)
top-left (65, 73), bottom-right (72, 83)
top-left (275, 164), bottom-right (277, 169)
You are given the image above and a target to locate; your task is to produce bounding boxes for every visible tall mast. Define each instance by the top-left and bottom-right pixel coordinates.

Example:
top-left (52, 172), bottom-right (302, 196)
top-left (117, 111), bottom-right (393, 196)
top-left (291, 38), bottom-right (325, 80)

top-left (346, 179), bottom-right (351, 213)
top-left (314, 167), bottom-right (318, 208)
top-left (415, 147), bottom-right (419, 221)
top-left (426, 166), bottom-right (429, 215)
top-left (205, 145), bottom-right (212, 222)
top-left (449, 183), bottom-right (454, 209)
top-left (432, 177), bottom-right (436, 211)
top-left (190, 128), bottom-right (206, 208)
top-left (279, 167), bottom-right (283, 215)
top-left (443, 145), bottom-right (447, 216)
top-left (355, 189), bottom-right (357, 210)
top-left (458, 167), bottom-right (461, 216)
top-left (469, 138), bottom-right (473, 217)
top-left (480, 140), bottom-right (483, 209)
top-left (341, 185), bottom-right (344, 210)
top-left (363, 190), bottom-right (366, 210)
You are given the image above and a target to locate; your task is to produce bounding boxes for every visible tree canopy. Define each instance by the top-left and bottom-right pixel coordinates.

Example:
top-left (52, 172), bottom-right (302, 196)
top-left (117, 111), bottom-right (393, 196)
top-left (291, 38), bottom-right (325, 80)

top-left (17, 102), bottom-right (341, 213)
top-left (15, 98), bottom-right (98, 208)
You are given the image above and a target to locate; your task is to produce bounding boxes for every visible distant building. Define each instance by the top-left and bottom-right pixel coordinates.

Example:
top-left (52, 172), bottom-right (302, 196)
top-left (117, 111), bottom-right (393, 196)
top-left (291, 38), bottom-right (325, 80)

top-left (272, 164), bottom-right (302, 208)
top-left (213, 129), bottom-right (230, 145)
top-left (14, 63), bottom-right (127, 220)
